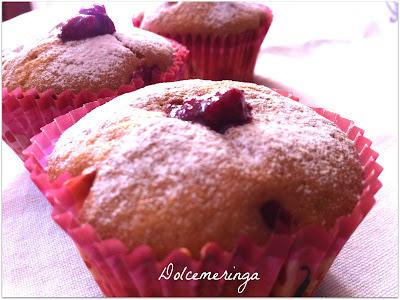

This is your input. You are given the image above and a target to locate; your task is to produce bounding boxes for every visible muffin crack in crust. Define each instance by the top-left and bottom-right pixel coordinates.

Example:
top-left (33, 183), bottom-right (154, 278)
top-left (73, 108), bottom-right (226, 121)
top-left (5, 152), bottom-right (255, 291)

top-left (47, 80), bottom-right (363, 258)
top-left (112, 31), bottom-right (174, 71)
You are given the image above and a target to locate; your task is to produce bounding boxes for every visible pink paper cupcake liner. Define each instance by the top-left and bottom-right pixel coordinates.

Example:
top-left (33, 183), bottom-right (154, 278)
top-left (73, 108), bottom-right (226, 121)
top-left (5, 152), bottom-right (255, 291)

top-left (3, 40), bottom-right (189, 160)
top-left (133, 5), bottom-right (273, 81)
top-left (22, 91), bottom-right (382, 296)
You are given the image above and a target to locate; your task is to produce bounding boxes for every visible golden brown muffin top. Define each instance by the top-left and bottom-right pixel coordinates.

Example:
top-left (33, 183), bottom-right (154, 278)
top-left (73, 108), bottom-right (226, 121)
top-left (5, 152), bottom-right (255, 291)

top-left (47, 80), bottom-right (363, 259)
top-left (2, 27), bottom-right (175, 94)
top-left (139, 2), bottom-right (270, 35)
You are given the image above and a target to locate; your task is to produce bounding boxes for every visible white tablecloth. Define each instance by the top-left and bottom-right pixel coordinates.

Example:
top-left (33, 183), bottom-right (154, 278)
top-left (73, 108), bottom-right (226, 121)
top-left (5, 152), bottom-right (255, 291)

top-left (2, 2), bottom-right (398, 297)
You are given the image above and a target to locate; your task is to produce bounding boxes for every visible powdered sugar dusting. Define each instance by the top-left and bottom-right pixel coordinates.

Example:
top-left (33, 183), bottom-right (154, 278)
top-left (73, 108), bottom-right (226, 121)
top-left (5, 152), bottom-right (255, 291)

top-left (2, 28), bottom-right (175, 93)
top-left (48, 80), bottom-right (363, 257)
top-left (206, 2), bottom-right (265, 30)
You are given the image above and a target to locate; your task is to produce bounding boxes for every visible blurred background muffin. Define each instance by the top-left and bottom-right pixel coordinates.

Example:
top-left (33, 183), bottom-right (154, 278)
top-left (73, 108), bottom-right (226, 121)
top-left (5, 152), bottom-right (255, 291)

top-left (2, 4), bottom-right (189, 158)
top-left (133, 2), bottom-right (273, 81)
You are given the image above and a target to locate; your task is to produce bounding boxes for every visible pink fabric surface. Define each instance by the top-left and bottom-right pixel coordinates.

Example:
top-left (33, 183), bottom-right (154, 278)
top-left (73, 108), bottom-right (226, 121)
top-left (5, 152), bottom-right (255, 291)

top-left (2, 2), bottom-right (398, 297)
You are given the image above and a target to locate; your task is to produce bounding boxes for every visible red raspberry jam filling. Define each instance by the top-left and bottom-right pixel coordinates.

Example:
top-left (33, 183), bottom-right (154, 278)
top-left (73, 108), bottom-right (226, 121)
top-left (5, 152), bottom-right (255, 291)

top-left (133, 66), bottom-right (162, 86)
top-left (260, 200), bottom-right (295, 233)
top-left (58, 4), bottom-right (115, 42)
top-left (168, 88), bottom-right (252, 133)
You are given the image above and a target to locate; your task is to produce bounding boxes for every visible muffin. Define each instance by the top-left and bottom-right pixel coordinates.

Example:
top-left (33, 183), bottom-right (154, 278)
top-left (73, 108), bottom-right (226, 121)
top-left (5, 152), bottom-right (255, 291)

top-left (20, 79), bottom-right (382, 296)
top-left (133, 2), bottom-right (273, 81)
top-left (2, 4), bottom-right (189, 158)
top-left (46, 79), bottom-right (363, 257)
top-left (23, 80), bottom-right (381, 296)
